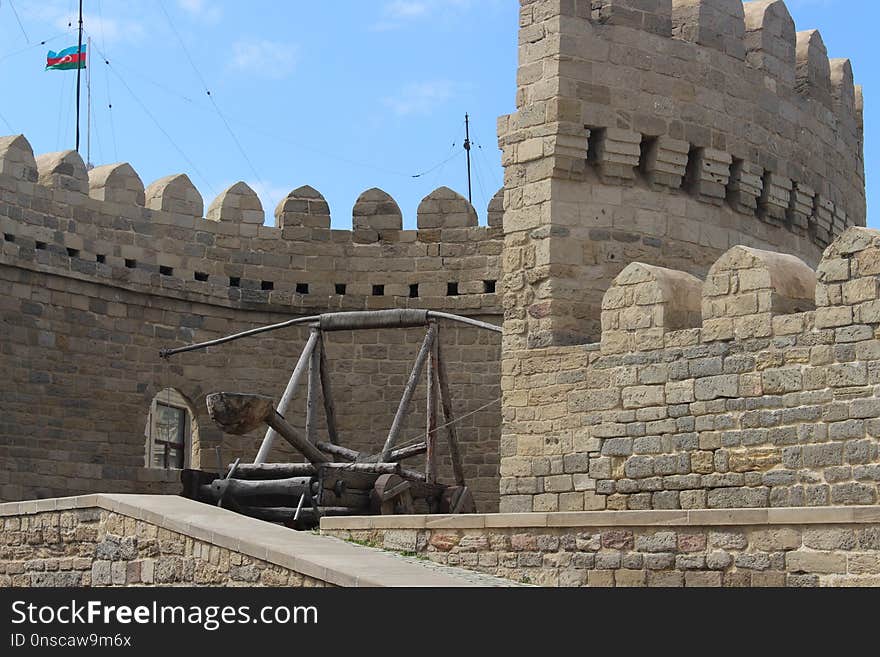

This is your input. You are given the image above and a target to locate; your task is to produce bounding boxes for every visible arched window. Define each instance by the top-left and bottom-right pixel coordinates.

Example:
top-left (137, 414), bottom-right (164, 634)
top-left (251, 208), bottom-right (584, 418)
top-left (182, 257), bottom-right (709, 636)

top-left (145, 388), bottom-right (200, 470)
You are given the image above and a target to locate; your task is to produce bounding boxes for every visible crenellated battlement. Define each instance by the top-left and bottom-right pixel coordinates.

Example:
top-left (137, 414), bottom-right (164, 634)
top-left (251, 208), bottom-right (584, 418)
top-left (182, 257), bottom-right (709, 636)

top-left (0, 134), bottom-right (503, 315)
top-left (503, 0), bottom-right (863, 223)
top-left (501, 227), bottom-right (880, 513)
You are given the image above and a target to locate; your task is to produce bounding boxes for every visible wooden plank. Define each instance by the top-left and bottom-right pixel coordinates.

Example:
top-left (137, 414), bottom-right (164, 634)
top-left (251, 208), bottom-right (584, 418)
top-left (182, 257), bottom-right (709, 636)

top-left (305, 327), bottom-right (321, 445)
top-left (254, 329), bottom-right (319, 464)
top-left (426, 321), bottom-right (439, 484)
top-left (436, 338), bottom-right (466, 486)
top-left (380, 324), bottom-right (436, 461)
top-left (318, 333), bottom-right (340, 444)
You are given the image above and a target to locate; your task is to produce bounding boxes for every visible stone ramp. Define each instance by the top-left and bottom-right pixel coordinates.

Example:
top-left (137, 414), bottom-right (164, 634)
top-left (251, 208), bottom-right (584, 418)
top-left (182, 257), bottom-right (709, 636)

top-left (0, 494), bottom-right (516, 587)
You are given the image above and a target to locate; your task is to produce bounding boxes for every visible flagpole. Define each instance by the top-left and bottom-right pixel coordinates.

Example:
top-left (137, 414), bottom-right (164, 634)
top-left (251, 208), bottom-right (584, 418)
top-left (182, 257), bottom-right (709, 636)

top-left (86, 36), bottom-right (91, 167)
top-left (75, 0), bottom-right (83, 153)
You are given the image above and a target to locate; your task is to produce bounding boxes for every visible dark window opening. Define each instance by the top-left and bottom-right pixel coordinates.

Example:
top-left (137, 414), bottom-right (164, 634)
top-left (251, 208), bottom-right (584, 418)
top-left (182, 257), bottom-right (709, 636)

top-left (194, 271), bottom-right (209, 282)
top-left (295, 283), bottom-right (309, 294)
top-left (409, 283), bottom-right (419, 298)
top-left (335, 283), bottom-right (346, 295)
top-left (261, 280), bottom-right (274, 291)
top-left (483, 280), bottom-right (496, 293)
top-left (124, 259), bottom-right (136, 269)
top-left (3, 233), bottom-right (14, 242)
top-left (96, 254), bottom-right (106, 264)
top-left (372, 284), bottom-right (384, 296)
top-left (229, 276), bottom-right (240, 287)
top-left (35, 241), bottom-right (46, 250)
top-left (447, 282), bottom-right (459, 296)
top-left (160, 265), bottom-right (173, 276)
top-left (66, 248), bottom-right (80, 258)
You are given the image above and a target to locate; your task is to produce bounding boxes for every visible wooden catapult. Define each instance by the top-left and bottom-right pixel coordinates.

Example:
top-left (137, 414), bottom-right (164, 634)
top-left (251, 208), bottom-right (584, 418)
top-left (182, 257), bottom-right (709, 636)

top-left (164, 309), bottom-right (501, 529)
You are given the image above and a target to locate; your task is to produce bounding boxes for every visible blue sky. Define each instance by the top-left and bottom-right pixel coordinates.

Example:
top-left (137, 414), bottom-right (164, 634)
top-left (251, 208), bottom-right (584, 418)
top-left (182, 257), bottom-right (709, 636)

top-left (0, 0), bottom-right (875, 228)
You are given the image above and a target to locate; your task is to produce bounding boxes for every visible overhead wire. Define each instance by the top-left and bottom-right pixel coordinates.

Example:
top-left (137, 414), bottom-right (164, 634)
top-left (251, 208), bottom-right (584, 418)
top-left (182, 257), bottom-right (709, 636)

top-left (0, 32), bottom-right (66, 65)
top-left (157, 0), bottom-right (263, 186)
top-left (96, 0), bottom-right (117, 161)
top-left (88, 38), bottom-right (215, 194)
top-left (0, 109), bottom-right (13, 133)
top-left (7, 0), bottom-right (29, 43)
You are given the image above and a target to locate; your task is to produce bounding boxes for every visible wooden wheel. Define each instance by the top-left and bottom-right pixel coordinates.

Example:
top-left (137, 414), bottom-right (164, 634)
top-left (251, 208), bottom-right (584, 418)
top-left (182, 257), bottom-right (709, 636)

top-left (371, 473), bottom-right (415, 515)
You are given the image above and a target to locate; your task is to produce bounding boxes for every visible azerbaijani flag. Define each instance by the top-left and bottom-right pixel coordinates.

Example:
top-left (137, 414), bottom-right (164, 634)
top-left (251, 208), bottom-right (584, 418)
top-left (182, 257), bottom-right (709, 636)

top-left (46, 44), bottom-right (87, 71)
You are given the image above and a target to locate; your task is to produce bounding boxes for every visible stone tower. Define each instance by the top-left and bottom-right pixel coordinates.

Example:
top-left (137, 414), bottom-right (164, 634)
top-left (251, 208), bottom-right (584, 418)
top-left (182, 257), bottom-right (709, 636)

top-left (499, 0), bottom-right (865, 350)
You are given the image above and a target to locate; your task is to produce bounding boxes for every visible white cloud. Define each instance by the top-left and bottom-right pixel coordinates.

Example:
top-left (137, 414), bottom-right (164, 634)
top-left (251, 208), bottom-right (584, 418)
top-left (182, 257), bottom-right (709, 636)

top-left (383, 80), bottom-right (456, 116)
top-left (386, 1), bottom-right (431, 19)
top-left (370, 0), bottom-right (481, 31)
top-left (178, 0), bottom-right (222, 24)
top-left (230, 39), bottom-right (298, 79)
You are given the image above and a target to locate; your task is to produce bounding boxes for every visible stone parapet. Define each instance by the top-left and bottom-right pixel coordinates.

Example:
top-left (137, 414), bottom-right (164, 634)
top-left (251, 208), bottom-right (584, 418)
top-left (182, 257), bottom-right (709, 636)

top-left (0, 494), bottom-right (515, 587)
top-left (322, 506), bottom-right (880, 587)
top-left (501, 227), bottom-right (880, 514)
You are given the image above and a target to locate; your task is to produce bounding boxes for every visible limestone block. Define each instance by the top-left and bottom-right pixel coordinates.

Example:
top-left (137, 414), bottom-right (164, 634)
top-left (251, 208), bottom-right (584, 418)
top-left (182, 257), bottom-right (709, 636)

top-left (672, 0), bottom-right (746, 60)
top-left (686, 148), bottom-right (732, 205)
top-left (0, 134), bottom-right (38, 182)
top-left (417, 187), bottom-right (477, 229)
top-left (743, 0), bottom-right (796, 86)
top-left (590, 0), bottom-right (673, 37)
top-left (145, 173), bottom-right (204, 217)
top-left (601, 262), bottom-right (702, 354)
top-left (589, 128), bottom-right (641, 183)
top-left (702, 245), bottom-right (815, 341)
top-left (795, 30), bottom-right (833, 108)
top-left (758, 172), bottom-right (792, 222)
top-left (830, 59), bottom-right (855, 116)
top-left (274, 185), bottom-right (330, 229)
top-left (352, 188), bottom-right (402, 231)
top-left (814, 195), bottom-right (834, 232)
top-left (206, 182), bottom-right (264, 224)
top-left (642, 136), bottom-right (689, 190)
top-left (35, 150), bottom-right (88, 194)
top-left (727, 159), bottom-right (764, 215)
top-left (487, 188), bottom-right (504, 228)
top-left (88, 163), bottom-right (146, 206)
top-left (788, 182), bottom-right (815, 229)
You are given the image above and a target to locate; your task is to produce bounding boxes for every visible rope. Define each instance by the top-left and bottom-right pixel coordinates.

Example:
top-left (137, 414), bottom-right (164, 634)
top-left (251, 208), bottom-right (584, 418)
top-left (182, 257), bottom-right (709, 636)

top-left (363, 396), bottom-right (501, 459)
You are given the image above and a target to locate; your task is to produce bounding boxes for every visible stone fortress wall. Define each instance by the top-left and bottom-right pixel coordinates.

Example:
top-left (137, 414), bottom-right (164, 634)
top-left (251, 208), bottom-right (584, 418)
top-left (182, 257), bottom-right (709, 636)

top-left (0, 135), bottom-right (503, 510)
top-left (501, 227), bottom-right (880, 513)
top-left (0, 0), bottom-right (874, 537)
top-left (499, 0), bottom-right (865, 349)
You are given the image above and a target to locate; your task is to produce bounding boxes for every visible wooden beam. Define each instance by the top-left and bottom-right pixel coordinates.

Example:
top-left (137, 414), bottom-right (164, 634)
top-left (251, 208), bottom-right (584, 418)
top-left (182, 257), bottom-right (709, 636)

top-left (305, 327), bottom-right (321, 444)
top-left (316, 441), bottom-right (359, 462)
top-left (265, 410), bottom-right (331, 465)
top-left (380, 324), bottom-right (436, 461)
top-left (254, 328), bottom-right (319, 464)
top-left (318, 333), bottom-right (340, 444)
top-left (426, 321), bottom-right (439, 484)
top-left (436, 338), bottom-right (466, 486)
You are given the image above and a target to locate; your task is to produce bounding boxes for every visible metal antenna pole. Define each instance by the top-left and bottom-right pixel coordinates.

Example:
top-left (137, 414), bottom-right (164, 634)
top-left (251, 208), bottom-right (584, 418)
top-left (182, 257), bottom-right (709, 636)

top-left (464, 113), bottom-right (472, 205)
top-left (75, 0), bottom-right (83, 153)
top-left (86, 36), bottom-right (91, 167)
